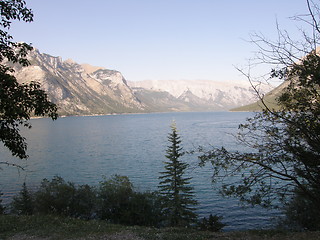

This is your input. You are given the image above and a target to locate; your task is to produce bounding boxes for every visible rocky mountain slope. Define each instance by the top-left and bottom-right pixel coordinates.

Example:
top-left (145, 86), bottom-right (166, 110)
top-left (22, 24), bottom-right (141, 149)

top-left (13, 49), bottom-right (145, 115)
top-left (129, 80), bottom-right (273, 111)
top-left (12, 49), bottom-right (274, 115)
top-left (231, 81), bottom-right (287, 111)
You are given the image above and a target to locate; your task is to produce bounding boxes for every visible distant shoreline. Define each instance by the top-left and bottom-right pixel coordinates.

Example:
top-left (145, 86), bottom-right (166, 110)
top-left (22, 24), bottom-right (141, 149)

top-left (30, 110), bottom-right (247, 120)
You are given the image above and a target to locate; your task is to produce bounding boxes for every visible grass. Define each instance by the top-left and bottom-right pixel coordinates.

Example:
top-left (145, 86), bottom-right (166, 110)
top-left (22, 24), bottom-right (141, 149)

top-left (1, 215), bottom-right (320, 240)
top-left (0, 215), bottom-right (122, 239)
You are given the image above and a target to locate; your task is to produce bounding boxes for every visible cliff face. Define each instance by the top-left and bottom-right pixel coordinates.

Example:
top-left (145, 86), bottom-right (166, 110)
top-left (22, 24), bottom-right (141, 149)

top-left (13, 49), bottom-right (145, 115)
top-left (129, 80), bottom-right (273, 111)
top-left (231, 81), bottom-right (287, 111)
top-left (11, 49), bottom-right (274, 115)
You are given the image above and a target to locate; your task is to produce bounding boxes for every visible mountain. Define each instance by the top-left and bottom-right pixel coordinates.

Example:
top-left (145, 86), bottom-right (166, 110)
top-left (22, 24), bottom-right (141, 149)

top-left (232, 48), bottom-right (320, 112)
top-left (13, 49), bottom-right (145, 115)
top-left (231, 81), bottom-right (287, 111)
top-left (129, 80), bottom-right (273, 111)
top-left (11, 48), bottom-right (274, 115)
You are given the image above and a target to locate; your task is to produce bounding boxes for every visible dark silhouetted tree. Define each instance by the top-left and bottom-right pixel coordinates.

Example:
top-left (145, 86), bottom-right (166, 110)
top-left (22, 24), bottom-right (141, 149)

top-left (0, 0), bottom-right (58, 163)
top-left (0, 191), bottom-right (5, 214)
top-left (198, 214), bottom-right (226, 232)
top-left (11, 182), bottom-right (34, 215)
top-left (159, 121), bottom-right (197, 227)
top-left (98, 175), bottom-right (162, 226)
top-left (199, 0), bottom-right (320, 230)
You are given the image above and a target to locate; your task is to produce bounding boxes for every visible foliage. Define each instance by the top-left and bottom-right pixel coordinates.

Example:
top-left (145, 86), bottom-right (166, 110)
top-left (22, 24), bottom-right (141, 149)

top-left (279, 187), bottom-right (320, 231)
top-left (159, 122), bottom-right (197, 227)
top-left (98, 175), bottom-right (162, 226)
top-left (33, 176), bottom-right (76, 216)
top-left (0, 70), bottom-right (58, 159)
top-left (72, 183), bottom-right (97, 219)
top-left (98, 175), bottom-right (133, 222)
top-left (0, 0), bottom-right (58, 161)
top-left (11, 182), bottom-right (34, 215)
top-left (10, 176), bottom-right (97, 218)
top-left (10, 175), bottom-right (163, 227)
top-left (32, 176), bottom-right (96, 218)
top-left (126, 191), bottom-right (163, 227)
top-left (198, 0), bottom-right (320, 230)
top-left (0, 0), bottom-right (33, 65)
top-left (0, 191), bottom-right (5, 214)
top-left (198, 214), bottom-right (225, 232)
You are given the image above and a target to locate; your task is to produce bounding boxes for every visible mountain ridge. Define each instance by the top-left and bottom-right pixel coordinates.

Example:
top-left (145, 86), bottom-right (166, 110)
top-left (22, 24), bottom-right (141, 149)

top-left (11, 48), bottom-right (274, 115)
top-left (231, 81), bottom-right (287, 111)
top-left (13, 49), bottom-right (145, 115)
top-left (129, 79), bottom-right (273, 111)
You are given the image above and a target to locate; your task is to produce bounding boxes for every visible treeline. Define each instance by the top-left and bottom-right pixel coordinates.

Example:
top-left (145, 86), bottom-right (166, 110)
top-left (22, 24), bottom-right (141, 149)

top-left (1, 175), bottom-right (224, 232)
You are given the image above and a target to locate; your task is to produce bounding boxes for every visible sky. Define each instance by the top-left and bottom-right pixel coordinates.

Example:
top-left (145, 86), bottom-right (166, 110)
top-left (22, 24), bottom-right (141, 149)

top-left (9, 0), bottom-right (310, 82)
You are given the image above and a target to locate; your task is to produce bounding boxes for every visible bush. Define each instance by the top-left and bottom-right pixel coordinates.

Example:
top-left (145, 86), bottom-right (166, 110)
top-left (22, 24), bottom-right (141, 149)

top-left (280, 189), bottom-right (320, 231)
top-left (99, 189), bottom-right (163, 226)
top-left (11, 182), bottom-right (34, 215)
top-left (9, 175), bottom-right (184, 227)
top-left (33, 176), bottom-right (97, 219)
top-left (34, 176), bottom-right (77, 216)
top-left (198, 214), bottom-right (226, 232)
top-left (72, 184), bottom-right (97, 219)
top-left (97, 175), bottom-right (162, 226)
top-left (0, 192), bottom-right (5, 214)
top-left (97, 175), bottom-right (133, 222)
top-left (121, 191), bottom-right (163, 226)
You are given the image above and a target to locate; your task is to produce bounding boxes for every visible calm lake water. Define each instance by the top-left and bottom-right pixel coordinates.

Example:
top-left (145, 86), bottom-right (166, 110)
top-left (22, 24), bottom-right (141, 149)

top-left (0, 112), bottom-right (279, 231)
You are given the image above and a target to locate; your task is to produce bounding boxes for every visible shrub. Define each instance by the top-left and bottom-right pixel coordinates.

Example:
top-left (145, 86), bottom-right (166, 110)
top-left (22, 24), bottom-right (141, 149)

top-left (121, 191), bottom-right (163, 227)
top-left (0, 192), bottom-right (5, 214)
top-left (11, 182), bottom-right (34, 215)
top-left (97, 175), bottom-right (163, 226)
top-left (97, 175), bottom-right (133, 222)
top-left (9, 175), bottom-right (164, 227)
top-left (198, 214), bottom-right (226, 232)
top-left (72, 184), bottom-right (97, 219)
top-left (280, 189), bottom-right (320, 231)
top-left (33, 176), bottom-right (97, 219)
top-left (34, 176), bottom-right (76, 216)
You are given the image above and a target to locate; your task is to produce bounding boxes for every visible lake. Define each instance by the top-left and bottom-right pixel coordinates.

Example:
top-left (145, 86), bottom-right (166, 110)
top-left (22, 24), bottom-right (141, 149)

top-left (0, 112), bottom-right (279, 231)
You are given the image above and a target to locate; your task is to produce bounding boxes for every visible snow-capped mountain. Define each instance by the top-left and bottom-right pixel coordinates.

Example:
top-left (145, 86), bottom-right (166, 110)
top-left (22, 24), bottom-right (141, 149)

top-left (129, 80), bottom-right (273, 111)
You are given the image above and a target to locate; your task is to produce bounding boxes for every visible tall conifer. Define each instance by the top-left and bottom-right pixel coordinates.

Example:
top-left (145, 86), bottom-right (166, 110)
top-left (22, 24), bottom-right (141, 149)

top-left (158, 121), bottom-right (197, 227)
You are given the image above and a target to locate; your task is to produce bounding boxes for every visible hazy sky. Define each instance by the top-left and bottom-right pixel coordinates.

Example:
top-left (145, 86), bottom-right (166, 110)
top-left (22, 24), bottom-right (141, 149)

top-left (10, 0), bottom-right (309, 82)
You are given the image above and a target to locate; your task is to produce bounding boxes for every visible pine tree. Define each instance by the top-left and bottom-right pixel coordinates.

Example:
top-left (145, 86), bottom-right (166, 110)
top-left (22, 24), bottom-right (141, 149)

top-left (11, 182), bottom-right (34, 215)
top-left (158, 121), bottom-right (197, 227)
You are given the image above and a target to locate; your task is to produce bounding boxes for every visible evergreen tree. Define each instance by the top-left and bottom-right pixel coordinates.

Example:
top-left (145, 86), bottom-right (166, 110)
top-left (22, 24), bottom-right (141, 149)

top-left (11, 182), bottom-right (34, 215)
top-left (158, 121), bottom-right (197, 227)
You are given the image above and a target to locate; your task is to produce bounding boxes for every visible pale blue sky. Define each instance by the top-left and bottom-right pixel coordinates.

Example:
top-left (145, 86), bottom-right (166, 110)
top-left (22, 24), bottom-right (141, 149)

top-left (10, 0), bottom-right (309, 82)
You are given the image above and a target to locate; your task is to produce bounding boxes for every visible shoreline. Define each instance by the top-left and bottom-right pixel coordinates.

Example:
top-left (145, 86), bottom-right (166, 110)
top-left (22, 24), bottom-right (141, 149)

top-left (30, 110), bottom-right (245, 120)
